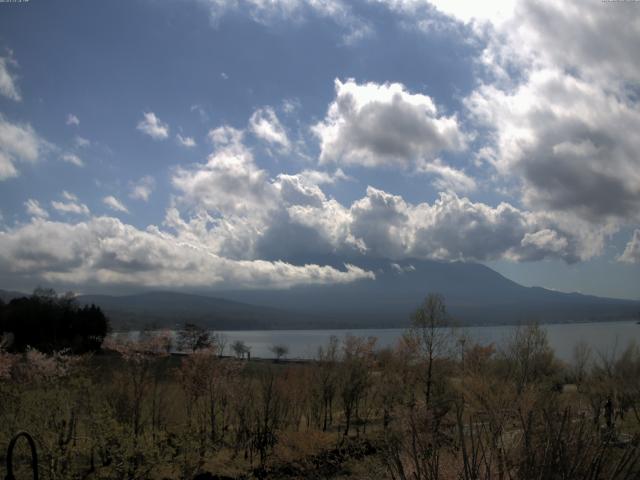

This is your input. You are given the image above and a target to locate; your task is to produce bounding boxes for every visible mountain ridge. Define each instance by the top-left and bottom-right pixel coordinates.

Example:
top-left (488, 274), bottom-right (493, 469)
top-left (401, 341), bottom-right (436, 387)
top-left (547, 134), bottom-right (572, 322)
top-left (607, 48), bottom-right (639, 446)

top-left (1, 259), bottom-right (638, 329)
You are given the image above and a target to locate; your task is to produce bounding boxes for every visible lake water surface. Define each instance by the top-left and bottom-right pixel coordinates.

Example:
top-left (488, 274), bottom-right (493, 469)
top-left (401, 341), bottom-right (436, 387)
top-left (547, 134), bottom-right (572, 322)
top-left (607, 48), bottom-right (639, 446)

top-left (117, 320), bottom-right (640, 363)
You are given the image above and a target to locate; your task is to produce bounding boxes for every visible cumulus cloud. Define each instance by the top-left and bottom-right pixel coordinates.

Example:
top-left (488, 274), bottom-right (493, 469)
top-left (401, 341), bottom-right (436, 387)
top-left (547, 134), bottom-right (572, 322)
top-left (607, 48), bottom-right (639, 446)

top-left (618, 230), bottom-right (640, 264)
top-left (358, 0), bottom-right (640, 245)
top-left (0, 114), bottom-right (46, 180)
top-left (313, 79), bottom-right (467, 169)
top-left (465, 10), bottom-right (640, 224)
top-left (66, 114), bottom-right (80, 126)
top-left (283, 186), bottom-right (597, 264)
top-left (103, 195), bottom-right (129, 214)
top-left (0, 51), bottom-right (21, 101)
top-left (137, 112), bottom-right (169, 140)
top-left (51, 192), bottom-right (90, 216)
top-left (172, 128), bottom-right (354, 260)
top-left (347, 187), bottom-right (591, 263)
top-left (208, 125), bottom-right (244, 147)
top-left (274, 173), bottom-right (328, 208)
top-left (5, 0), bottom-right (636, 291)
top-left (24, 199), bottom-right (48, 219)
top-left (482, 0), bottom-right (640, 89)
top-left (426, 0), bottom-right (515, 25)
top-left (130, 175), bottom-right (155, 202)
top-left (177, 133), bottom-right (197, 148)
top-left (61, 153), bottom-right (84, 167)
top-left (0, 216), bottom-right (374, 289)
top-left (416, 159), bottom-right (476, 193)
top-left (173, 130), bottom-right (277, 218)
top-left (296, 168), bottom-right (351, 185)
top-left (1, 119), bottom-right (603, 292)
top-left (374, 0), bottom-right (515, 29)
top-left (249, 107), bottom-right (290, 151)
top-left (168, 129), bottom-right (594, 265)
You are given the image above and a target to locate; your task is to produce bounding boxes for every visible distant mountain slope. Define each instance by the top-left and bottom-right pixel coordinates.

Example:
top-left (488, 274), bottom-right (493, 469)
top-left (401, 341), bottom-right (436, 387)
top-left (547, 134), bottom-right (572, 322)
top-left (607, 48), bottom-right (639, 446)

top-left (75, 292), bottom-right (316, 330)
top-left (2, 259), bottom-right (638, 330)
top-left (219, 258), bottom-right (640, 327)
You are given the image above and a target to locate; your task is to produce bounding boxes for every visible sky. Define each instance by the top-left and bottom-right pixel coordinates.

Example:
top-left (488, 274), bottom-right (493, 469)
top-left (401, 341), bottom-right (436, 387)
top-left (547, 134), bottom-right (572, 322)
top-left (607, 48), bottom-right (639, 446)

top-left (0, 0), bottom-right (638, 299)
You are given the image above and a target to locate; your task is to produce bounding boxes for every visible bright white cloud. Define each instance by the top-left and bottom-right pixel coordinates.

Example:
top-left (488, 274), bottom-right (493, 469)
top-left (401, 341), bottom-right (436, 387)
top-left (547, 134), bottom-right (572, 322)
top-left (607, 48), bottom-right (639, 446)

top-left (286, 185), bottom-right (598, 264)
top-left (0, 216), bottom-right (374, 289)
top-left (274, 173), bottom-right (328, 208)
top-left (24, 199), bottom-right (48, 219)
top-left (314, 78), bottom-right (467, 169)
top-left (619, 230), bottom-right (640, 264)
top-left (0, 114), bottom-right (45, 180)
top-left (346, 187), bottom-right (591, 263)
top-left (173, 130), bottom-right (277, 219)
top-left (416, 159), bottom-right (476, 193)
top-left (177, 133), bottom-right (197, 148)
top-left (103, 195), bottom-right (129, 214)
top-left (61, 153), bottom-right (84, 167)
top-left (377, 0), bottom-right (516, 27)
top-left (130, 175), bottom-right (155, 202)
top-left (249, 107), bottom-right (291, 151)
top-left (66, 114), bottom-right (80, 126)
top-left (137, 112), bottom-right (169, 140)
top-left (296, 168), bottom-right (351, 185)
top-left (0, 51), bottom-right (21, 101)
top-left (169, 128), bottom-right (593, 264)
top-left (171, 134), bottom-right (356, 261)
top-left (51, 192), bottom-right (90, 216)
top-left (208, 125), bottom-right (244, 147)
top-left (426, 0), bottom-right (515, 25)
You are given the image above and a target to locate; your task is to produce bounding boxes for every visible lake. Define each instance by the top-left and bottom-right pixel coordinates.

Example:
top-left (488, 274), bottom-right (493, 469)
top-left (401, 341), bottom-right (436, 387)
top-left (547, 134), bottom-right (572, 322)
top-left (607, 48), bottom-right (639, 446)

top-left (115, 320), bottom-right (640, 363)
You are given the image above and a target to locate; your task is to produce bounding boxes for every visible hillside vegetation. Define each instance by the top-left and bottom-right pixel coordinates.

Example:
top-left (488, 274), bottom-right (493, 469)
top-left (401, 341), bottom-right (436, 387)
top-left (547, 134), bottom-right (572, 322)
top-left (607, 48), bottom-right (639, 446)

top-left (2, 294), bottom-right (640, 479)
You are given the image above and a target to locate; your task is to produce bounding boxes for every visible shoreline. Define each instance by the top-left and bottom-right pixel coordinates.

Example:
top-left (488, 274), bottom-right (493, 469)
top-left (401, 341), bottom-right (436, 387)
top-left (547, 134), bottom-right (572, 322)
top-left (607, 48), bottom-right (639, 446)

top-left (109, 316), bottom-right (639, 335)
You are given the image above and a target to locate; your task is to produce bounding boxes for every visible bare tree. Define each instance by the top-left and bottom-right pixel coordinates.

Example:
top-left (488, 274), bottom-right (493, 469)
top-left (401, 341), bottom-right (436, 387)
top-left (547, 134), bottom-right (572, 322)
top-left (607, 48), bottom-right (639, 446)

top-left (312, 335), bottom-right (339, 431)
top-left (213, 332), bottom-right (228, 357)
top-left (571, 340), bottom-right (592, 387)
top-left (339, 335), bottom-right (376, 436)
top-left (270, 344), bottom-right (289, 362)
top-left (501, 323), bottom-right (556, 394)
top-left (232, 340), bottom-right (250, 360)
top-left (406, 293), bottom-right (453, 406)
top-left (252, 367), bottom-right (289, 468)
top-left (178, 323), bottom-right (212, 353)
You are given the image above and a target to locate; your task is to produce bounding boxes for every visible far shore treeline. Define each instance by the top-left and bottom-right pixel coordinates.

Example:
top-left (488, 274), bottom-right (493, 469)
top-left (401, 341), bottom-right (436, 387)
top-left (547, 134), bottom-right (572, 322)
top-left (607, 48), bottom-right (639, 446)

top-left (0, 288), bottom-right (109, 353)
